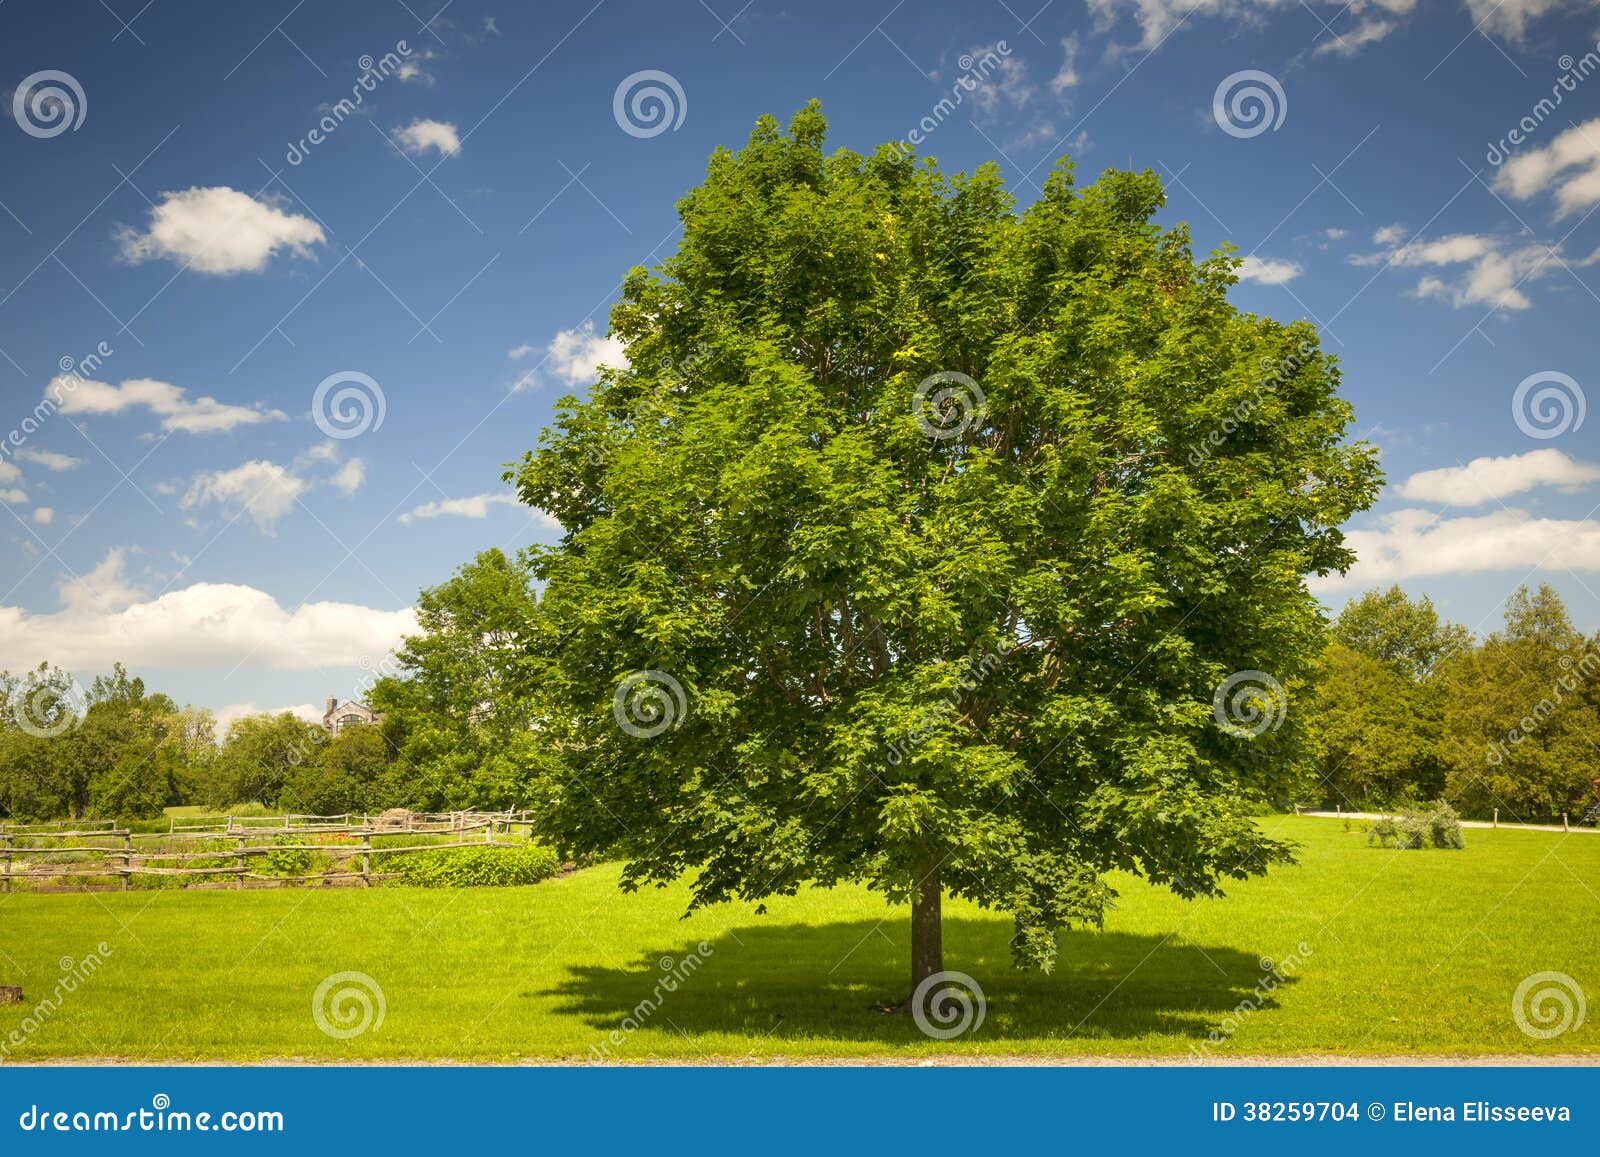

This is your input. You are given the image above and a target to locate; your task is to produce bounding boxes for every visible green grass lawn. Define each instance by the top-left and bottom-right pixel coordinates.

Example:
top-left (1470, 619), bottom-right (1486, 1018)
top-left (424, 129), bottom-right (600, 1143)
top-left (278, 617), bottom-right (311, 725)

top-left (1, 817), bottom-right (1595, 1062)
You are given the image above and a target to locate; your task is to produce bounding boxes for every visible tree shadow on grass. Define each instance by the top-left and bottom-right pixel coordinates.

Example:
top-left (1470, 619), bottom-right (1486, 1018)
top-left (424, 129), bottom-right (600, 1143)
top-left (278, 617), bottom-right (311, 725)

top-left (544, 917), bottom-right (1293, 1049)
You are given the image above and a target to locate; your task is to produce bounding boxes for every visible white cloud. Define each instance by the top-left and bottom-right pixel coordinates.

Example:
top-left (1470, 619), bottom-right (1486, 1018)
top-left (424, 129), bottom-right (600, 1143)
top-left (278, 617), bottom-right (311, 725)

top-left (957, 40), bottom-right (1078, 152)
top-left (1050, 36), bottom-right (1080, 94)
top-left (32, 507), bottom-right (55, 525)
top-left (507, 344), bottom-right (537, 360)
top-left (117, 187), bottom-right (324, 275)
top-left (51, 375), bottom-right (287, 434)
top-left (214, 701), bottom-right (325, 735)
top-left (1372, 223), bottom-right (1407, 246)
top-left (1463, 0), bottom-right (1592, 40)
top-left (0, 578), bottom-right (417, 673)
top-left (0, 488), bottom-right (28, 504)
top-left (516, 321), bottom-right (628, 391)
top-left (398, 492), bottom-right (536, 523)
top-left (1315, 16), bottom-right (1396, 55)
top-left (182, 460), bottom-right (309, 533)
top-left (58, 547), bottom-right (144, 614)
top-left (1316, 507), bottom-right (1600, 588)
top-left (1352, 231), bottom-right (1561, 311)
top-left (1493, 117), bottom-right (1600, 219)
top-left (391, 118), bottom-right (461, 158)
top-left (1397, 449), bottom-right (1600, 506)
top-left (330, 458), bottom-right (367, 496)
top-left (0, 460), bottom-right (22, 484)
top-left (15, 448), bottom-right (82, 471)
top-left (1237, 255), bottom-right (1303, 284)
top-left (1089, 0), bottom-right (1564, 52)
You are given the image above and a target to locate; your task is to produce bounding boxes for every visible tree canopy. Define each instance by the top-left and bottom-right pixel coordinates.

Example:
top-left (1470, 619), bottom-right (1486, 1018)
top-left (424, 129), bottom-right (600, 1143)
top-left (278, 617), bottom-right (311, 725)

top-left (508, 103), bottom-right (1382, 991)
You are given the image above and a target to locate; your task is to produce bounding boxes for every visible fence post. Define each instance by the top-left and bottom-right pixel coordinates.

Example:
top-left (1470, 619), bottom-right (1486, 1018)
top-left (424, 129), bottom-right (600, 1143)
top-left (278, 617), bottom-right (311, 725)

top-left (361, 835), bottom-right (372, 887)
top-left (1493, 809), bottom-right (1499, 828)
top-left (1563, 812), bottom-right (1570, 832)
top-left (121, 832), bottom-right (132, 890)
top-left (235, 836), bottom-right (246, 889)
top-left (2, 833), bottom-right (10, 894)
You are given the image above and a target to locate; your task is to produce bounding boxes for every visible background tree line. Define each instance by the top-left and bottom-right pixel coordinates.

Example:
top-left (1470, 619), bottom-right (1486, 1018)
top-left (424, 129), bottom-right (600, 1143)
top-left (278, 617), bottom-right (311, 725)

top-left (2, 550), bottom-right (1596, 826)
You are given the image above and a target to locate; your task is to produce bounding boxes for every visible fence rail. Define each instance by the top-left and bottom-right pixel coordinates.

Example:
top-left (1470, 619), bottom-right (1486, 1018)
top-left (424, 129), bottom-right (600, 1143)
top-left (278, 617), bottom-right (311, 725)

top-left (0, 810), bottom-right (539, 892)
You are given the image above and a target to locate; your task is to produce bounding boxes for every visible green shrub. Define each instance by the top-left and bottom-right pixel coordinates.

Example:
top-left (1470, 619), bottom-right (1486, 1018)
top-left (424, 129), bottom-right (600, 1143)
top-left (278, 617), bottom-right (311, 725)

top-left (260, 839), bottom-right (313, 877)
top-left (386, 844), bottom-right (560, 888)
top-left (1367, 817), bottom-right (1400, 847)
top-left (1368, 801), bottom-right (1464, 850)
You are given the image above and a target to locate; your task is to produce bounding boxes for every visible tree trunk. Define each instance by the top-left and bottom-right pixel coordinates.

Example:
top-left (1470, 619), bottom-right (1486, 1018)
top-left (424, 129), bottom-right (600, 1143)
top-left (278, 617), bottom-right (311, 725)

top-left (909, 854), bottom-right (944, 1003)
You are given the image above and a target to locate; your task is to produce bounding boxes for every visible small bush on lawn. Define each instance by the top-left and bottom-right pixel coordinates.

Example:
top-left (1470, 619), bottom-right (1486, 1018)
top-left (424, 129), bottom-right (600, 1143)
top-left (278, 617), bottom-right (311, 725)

top-left (387, 844), bottom-right (560, 887)
top-left (1368, 801), bottom-right (1464, 850)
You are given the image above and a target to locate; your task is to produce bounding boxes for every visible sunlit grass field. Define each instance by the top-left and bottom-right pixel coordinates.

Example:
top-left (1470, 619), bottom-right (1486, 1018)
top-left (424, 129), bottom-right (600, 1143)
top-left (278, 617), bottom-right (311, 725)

top-left (1, 817), bottom-right (1595, 1062)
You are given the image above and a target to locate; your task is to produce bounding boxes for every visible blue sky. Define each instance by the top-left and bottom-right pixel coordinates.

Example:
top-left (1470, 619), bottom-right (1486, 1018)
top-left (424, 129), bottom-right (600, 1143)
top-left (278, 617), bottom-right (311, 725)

top-left (2, 0), bottom-right (1599, 721)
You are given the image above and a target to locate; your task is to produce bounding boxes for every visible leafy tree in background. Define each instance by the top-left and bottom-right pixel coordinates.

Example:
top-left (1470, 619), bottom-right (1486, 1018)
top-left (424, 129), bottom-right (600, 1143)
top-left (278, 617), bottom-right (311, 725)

top-left (508, 105), bottom-right (1382, 1001)
top-left (1305, 587), bottom-right (1466, 808)
top-left (1440, 584), bottom-right (1600, 823)
top-left (371, 548), bottom-right (555, 810)
top-left (213, 711), bottom-right (324, 809)
top-left (281, 725), bottom-right (391, 815)
top-left (1331, 585), bottom-right (1469, 680)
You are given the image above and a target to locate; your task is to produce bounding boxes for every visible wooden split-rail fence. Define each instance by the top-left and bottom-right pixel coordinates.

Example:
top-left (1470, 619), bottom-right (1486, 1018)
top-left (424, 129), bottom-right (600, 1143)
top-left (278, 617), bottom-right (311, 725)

top-left (0, 810), bottom-right (538, 892)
